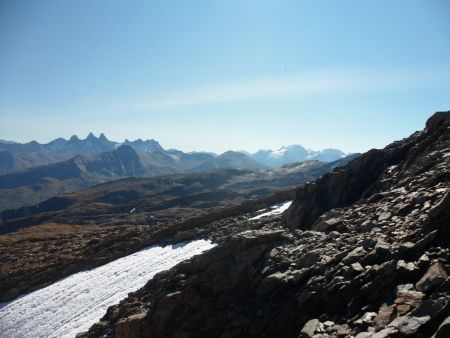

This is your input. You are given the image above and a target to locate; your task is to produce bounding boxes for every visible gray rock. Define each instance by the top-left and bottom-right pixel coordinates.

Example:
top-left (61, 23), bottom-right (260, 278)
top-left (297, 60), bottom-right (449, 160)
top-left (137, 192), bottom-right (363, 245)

top-left (411, 296), bottom-right (448, 318)
top-left (375, 241), bottom-right (390, 255)
top-left (378, 212), bottom-right (392, 221)
top-left (363, 238), bottom-right (377, 250)
top-left (416, 262), bottom-right (448, 292)
top-left (329, 231), bottom-right (341, 239)
top-left (399, 241), bottom-right (415, 252)
top-left (300, 319), bottom-right (320, 337)
top-left (360, 220), bottom-right (377, 232)
top-left (256, 271), bottom-right (286, 295)
top-left (298, 251), bottom-right (322, 268)
top-left (334, 324), bottom-right (350, 337)
top-left (372, 326), bottom-right (398, 338)
top-left (396, 260), bottom-right (418, 275)
top-left (350, 262), bottom-right (365, 274)
top-left (387, 315), bottom-right (430, 335)
top-left (313, 218), bottom-right (341, 232)
top-left (342, 246), bottom-right (366, 264)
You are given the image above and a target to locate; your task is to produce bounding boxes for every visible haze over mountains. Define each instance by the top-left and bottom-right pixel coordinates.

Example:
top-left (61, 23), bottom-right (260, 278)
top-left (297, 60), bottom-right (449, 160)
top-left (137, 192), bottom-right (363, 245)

top-left (0, 133), bottom-right (352, 213)
top-left (0, 133), bottom-right (348, 173)
top-left (1, 112), bottom-right (450, 338)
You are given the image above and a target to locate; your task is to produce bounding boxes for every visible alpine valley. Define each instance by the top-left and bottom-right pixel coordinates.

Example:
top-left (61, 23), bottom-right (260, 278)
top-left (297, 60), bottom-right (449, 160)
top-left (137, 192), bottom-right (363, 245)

top-left (0, 111), bottom-right (449, 338)
top-left (0, 135), bottom-right (350, 211)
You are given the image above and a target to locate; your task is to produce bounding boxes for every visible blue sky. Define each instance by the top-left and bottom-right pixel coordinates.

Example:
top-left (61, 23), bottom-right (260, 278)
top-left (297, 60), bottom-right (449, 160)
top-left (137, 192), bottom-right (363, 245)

top-left (1, 0), bottom-right (449, 153)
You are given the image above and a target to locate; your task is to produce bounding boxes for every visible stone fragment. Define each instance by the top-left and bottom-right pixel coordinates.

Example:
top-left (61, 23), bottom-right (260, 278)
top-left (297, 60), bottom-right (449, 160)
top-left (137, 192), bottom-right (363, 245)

top-left (375, 240), bottom-right (390, 255)
top-left (416, 262), bottom-right (448, 292)
top-left (300, 319), bottom-right (320, 337)
top-left (334, 324), bottom-right (350, 337)
top-left (360, 220), bottom-right (377, 232)
top-left (395, 290), bottom-right (424, 315)
top-left (298, 251), bottom-right (321, 268)
top-left (115, 311), bottom-right (147, 338)
top-left (396, 260), bottom-right (419, 278)
top-left (375, 305), bottom-right (397, 329)
top-left (362, 238), bottom-right (377, 250)
top-left (378, 212), bottom-right (392, 221)
top-left (342, 246), bottom-right (366, 264)
top-left (387, 315), bottom-right (430, 335)
top-left (349, 262), bottom-right (365, 274)
top-left (372, 326), bottom-right (398, 338)
top-left (411, 296), bottom-right (448, 318)
top-left (314, 218), bottom-right (341, 232)
top-left (399, 242), bottom-right (415, 253)
top-left (256, 271), bottom-right (286, 295)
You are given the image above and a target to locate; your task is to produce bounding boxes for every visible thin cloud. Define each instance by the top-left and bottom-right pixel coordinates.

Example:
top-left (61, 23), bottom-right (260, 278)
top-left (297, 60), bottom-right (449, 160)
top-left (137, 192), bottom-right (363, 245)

top-left (123, 67), bottom-right (448, 112)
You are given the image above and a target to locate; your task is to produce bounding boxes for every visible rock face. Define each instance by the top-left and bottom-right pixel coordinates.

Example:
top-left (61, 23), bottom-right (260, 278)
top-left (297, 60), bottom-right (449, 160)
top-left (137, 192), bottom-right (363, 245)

top-left (80, 111), bottom-right (450, 338)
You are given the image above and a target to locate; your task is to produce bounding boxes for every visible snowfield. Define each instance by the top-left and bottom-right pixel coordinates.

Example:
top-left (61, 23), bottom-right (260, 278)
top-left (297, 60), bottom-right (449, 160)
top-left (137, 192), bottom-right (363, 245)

top-left (249, 201), bottom-right (292, 220)
top-left (0, 239), bottom-right (215, 338)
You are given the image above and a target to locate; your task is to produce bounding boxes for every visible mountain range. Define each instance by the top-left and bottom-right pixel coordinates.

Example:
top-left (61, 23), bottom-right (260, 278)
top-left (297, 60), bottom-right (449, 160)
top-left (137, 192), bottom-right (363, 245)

top-left (0, 134), bottom-right (348, 174)
top-left (0, 134), bottom-right (349, 211)
top-left (0, 145), bottom-right (272, 211)
top-left (252, 145), bottom-right (347, 167)
top-left (1, 111), bottom-right (449, 338)
top-left (0, 155), bottom-right (357, 228)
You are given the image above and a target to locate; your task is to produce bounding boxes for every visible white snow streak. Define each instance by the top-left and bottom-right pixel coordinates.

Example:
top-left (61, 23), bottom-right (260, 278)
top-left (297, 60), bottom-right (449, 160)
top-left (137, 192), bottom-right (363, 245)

top-left (0, 239), bottom-right (215, 338)
top-left (249, 201), bottom-right (292, 220)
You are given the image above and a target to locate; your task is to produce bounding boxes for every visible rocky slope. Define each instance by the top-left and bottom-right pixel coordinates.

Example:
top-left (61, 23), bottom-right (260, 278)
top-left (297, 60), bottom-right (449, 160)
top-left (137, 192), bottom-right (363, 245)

top-left (0, 156), bottom-right (355, 301)
top-left (0, 133), bottom-right (118, 173)
top-left (0, 145), bottom-right (165, 211)
top-left (80, 111), bottom-right (450, 338)
top-left (1, 157), bottom-right (353, 227)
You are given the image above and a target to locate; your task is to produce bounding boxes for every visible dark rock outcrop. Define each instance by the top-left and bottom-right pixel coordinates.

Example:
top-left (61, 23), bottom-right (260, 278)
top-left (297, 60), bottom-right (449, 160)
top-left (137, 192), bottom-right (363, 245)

top-left (80, 111), bottom-right (450, 337)
top-left (285, 111), bottom-right (450, 230)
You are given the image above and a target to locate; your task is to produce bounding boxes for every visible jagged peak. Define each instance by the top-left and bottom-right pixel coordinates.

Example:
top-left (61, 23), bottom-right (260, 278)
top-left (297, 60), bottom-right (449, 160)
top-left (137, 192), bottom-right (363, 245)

top-left (86, 132), bottom-right (96, 140)
top-left (69, 135), bottom-right (80, 141)
top-left (99, 133), bottom-right (108, 141)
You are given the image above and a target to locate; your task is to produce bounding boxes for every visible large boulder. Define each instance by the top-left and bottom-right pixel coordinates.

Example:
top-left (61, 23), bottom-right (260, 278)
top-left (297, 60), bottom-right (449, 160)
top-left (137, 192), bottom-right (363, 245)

top-left (416, 262), bottom-right (448, 293)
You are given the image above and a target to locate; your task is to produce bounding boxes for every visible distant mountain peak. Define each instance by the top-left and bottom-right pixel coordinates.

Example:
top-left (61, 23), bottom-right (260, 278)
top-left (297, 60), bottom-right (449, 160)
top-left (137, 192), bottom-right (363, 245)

top-left (0, 139), bottom-right (17, 144)
top-left (99, 133), bottom-right (108, 141)
top-left (122, 138), bottom-right (163, 152)
top-left (86, 132), bottom-right (96, 140)
top-left (251, 144), bottom-right (347, 168)
top-left (70, 135), bottom-right (80, 141)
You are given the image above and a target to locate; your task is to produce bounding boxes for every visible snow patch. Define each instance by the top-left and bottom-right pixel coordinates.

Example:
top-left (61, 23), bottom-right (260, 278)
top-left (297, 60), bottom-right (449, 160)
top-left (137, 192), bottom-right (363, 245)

top-left (249, 201), bottom-right (292, 220)
top-left (0, 239), bottom-right (215, 338)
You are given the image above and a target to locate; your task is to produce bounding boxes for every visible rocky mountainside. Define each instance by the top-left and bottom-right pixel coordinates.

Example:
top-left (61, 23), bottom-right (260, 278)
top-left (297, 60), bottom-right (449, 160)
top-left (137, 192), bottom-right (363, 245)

top-left (0, 133), bottom-right (118, 173)
top-left (0, 157), bottom-right (352, 230)
top-left (80, 111), bottom-right (450, 338)
top-left (0, 155), bottom-right (358, 303)
top-left (251, 145), bottom-right (347, 168)
top-left (0, 145), bottom-right (175, 211)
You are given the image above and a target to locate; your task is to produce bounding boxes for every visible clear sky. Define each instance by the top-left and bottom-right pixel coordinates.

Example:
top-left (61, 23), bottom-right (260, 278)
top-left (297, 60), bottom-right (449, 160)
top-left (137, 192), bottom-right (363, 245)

top-left (1, 0), bottom-right (449, 154)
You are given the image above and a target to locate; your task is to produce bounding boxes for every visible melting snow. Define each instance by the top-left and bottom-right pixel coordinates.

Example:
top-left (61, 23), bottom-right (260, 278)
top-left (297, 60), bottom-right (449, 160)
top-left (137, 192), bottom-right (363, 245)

top-left (0, 239), bottom-right (215, 338)
top-left (249, 201), bottom-right (292, 220)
